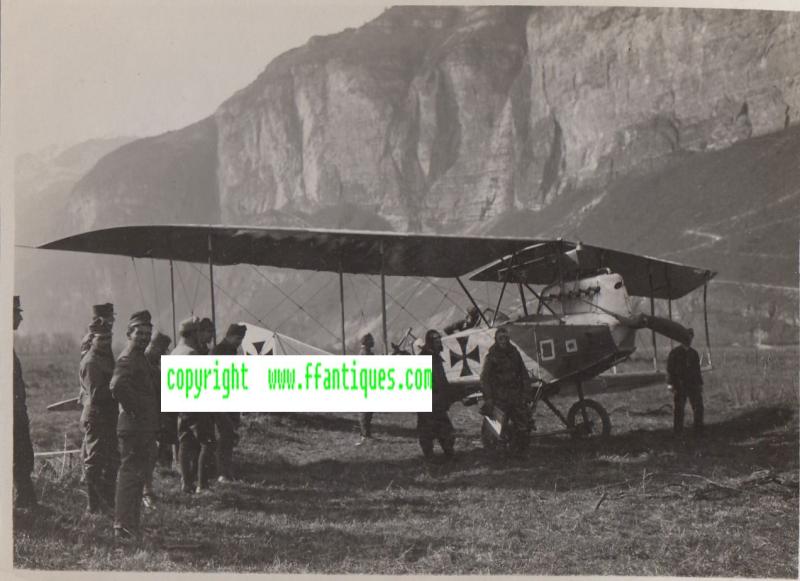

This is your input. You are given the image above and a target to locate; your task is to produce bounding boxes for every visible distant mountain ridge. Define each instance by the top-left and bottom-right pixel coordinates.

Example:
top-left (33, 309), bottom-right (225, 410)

top-left (15, 6), bottom-right (799, 347)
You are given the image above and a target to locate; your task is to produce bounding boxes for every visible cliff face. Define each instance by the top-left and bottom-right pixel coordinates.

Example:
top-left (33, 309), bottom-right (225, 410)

top-left (209, 6), bottom-right (799, 231)
top-left (21, 6), bottom-right (799, 346)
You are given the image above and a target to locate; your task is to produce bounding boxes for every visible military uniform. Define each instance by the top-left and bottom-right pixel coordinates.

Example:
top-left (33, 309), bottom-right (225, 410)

top-left (417, 345), bottom-right (455, 459)
top-left (667, 342), bottom-right (704, 434)
top-left (14, 348), bottom-right (37, 507)
top-left (480, 339), bottom-right (531, 453)
top-left (143, 332), bottom-right (171, 503)
top-left (110, 311), bottom-right (159, 537)
top-left (210, 333), bottom-right (243, 481)
top-left (79, 338), bottom-right (119, 512)
top-left (173, 331), bottom-right (215, 492)
top-left (356, 337), bottom-right (376, 443)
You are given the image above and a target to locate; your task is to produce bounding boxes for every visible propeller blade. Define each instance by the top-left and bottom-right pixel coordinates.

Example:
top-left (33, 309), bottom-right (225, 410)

top-left (618, 313), bottom-right (692, 344)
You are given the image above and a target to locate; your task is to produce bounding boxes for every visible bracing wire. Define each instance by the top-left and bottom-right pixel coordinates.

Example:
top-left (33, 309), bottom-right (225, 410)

top-left (130, 258), bottom-right (149, 310)
top-left (251, 266), bottom-right (318, 322)
top-left (183, 262), bottom-right (269, 327)
top-left (270, 275), bottom-right (341, 342)
top-left (175, 262), bottom-right (193, 313)
top-left (362, 275), bottom-right (429, 330)
top-left (347, 275), bottom-right (368, 327)
top-left (387, 277), bottom-right (427, 329)
top-left (150, 259), bottom-right (160, 325)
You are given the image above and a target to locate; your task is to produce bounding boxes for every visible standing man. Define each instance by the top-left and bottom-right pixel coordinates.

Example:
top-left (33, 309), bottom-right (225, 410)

top-left (667, 328), bottom-right (704, 436)
top-left (143, 331), bottom-right (172, 508)
top-left (480, 327), bottom-right (531, 456)
top-left (110, 310), bottom-right (159, 540)
top-left (356, 333), bottom-right (376, 447)
top-left (198, 317), bottom-right (215, 354)
top-left (417, 330), bottom-right (456, 462)
top-left (13, 295), bottom-right (37, 509)
top-left (81, 303), bottom-right (116, 359)
top-left (79, 318), bottom-right (119, 514)
top-left (174, 317), bottom-right (214, 493)
top-left (210, 324), bottom-right (247, 482)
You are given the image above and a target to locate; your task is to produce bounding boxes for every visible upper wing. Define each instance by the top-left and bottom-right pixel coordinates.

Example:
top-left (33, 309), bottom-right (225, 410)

top-left (37, 224), bottom-right (553, 278)
top-left (38, 225), bottom-right (715, 297)
top-left (468, 241), bottom-right (716, 299)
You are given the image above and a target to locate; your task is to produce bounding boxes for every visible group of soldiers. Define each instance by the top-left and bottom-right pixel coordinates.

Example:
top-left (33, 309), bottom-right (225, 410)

top-left (12, 297), bottom-right (705, 541)
top-left (12, 296), bottom-right (248, 540)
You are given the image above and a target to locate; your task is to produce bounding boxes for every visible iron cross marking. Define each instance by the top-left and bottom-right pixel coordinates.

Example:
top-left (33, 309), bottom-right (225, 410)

top-left (449, 336), bottom-right (480, 377)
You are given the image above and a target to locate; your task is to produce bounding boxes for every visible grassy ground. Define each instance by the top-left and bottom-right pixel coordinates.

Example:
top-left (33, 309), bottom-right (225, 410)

top-left (13, 348), bottom-right (799, 576)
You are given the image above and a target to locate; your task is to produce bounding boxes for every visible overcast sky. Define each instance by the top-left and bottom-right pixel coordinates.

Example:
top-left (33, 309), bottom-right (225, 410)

top-left (5, 0), bottom-right (387, 156)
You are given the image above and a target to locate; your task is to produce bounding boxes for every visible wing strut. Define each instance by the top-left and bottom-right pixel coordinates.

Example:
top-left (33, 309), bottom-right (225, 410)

top-left (380, 241), bottom-right (388, 355)
top-left (169, 259), bottom-right (177, 343)
top-left (518, 284), bottom-right (529, 317)
top-left (703, 282), bottom-right (713, 369)
top-left (338, 260), bottom-right (346, 355)
top-left (648, 265), bottom-right (658, 371)
top-left (455, 277), bottom-right (490, 327)
top-left (208, 235), bottom-right (217, 347)
top-left (492, 253), bottom-right (517, 327)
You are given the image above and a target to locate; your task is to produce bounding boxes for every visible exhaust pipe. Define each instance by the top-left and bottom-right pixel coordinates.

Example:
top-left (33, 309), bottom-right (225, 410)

top-left (615, 313), bottom-right (693, 345)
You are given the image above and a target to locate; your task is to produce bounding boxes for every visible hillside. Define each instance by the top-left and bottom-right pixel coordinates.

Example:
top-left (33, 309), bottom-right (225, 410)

top-left (14, 6), bottom-right (800, 347)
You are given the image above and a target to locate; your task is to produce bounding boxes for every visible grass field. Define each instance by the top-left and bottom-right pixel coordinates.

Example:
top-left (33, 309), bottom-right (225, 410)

top-left (13, 348), bottom-right (799, 576)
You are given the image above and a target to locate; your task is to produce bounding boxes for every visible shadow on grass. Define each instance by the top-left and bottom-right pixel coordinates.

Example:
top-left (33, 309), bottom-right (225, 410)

top-left (231, 404), bottom-right (797, 498)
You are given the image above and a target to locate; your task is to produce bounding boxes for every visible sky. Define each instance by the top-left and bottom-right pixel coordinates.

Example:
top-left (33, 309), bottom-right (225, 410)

top-left (5, 0), bottom-right (388, 156)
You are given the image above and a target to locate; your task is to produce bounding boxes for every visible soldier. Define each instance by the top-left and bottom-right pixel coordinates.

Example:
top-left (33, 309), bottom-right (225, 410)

top-left (143, 331), bottom-right (172, 508)
top-left (198, 317), bottom-right (215, 354)
top-left (210, 324), bottom-right (247, 482)
top-left (79, 317), bottom-right (119, 514)
top-left (667, 328), bottom-right (704, 435)
top-left (480, 327), bottom-right (531, 456)
top-left (13, 296), bottom-right (37, 509)
top-left (81, 303), bottom-right (116, 359)
top-left (109, 310), bottom-right (159, 540)
top-left (356, 333), bottom-right (376, 447)
top-left (444, 305), bottom-right (481, 335)
top-left (174, 317), bottom-right (215, 493)
top-left (417, 329), bottom-right (456, 462)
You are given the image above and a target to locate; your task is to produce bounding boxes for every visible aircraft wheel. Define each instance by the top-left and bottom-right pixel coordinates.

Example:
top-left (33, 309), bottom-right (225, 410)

top-left (480, 417), bottom-right (500, 450)
top-left (566, 399), bottom-right (611, 438)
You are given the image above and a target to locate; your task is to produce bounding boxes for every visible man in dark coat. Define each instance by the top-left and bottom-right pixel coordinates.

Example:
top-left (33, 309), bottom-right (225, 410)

top-left (210, 323), bottom-right (246, 482)
top-left (417, 329), bottom-right (456, 461)
top-left (356, 333), bottom-right (376, 447)
top-left (81, 303), bottom-right (116, 359)
top-left (13, 295), bottom-right (37, 509)
top-left (444, 305), bottom-right (481, 335)
top-left (480, 326), bottom-right (531, 455)
top-left (79, 317), bottom-right (119, 513)
top-left (174, 317), bottom-right (215, 493)
top-left (110, 310), bottom-right (159, 539)
top-left (143, 331), bottom-right (172, 508)
top-left (667, 328), bottom-right (704, 435)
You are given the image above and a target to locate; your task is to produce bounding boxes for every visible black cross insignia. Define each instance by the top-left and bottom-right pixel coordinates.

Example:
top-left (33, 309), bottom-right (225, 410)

top-left (251, 341), bottom-right (274, 356)
top-left (449, 336), bottom-right (480, 377)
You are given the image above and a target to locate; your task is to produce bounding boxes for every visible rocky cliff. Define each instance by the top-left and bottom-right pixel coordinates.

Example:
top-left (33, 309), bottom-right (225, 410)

top-left (18, 6), bottom-right (800, 347)
top-left (64, 6), bottom-right (800, 234)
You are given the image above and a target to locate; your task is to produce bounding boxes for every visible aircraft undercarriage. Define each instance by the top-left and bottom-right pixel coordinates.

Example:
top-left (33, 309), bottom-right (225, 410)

top-left (477, 380), bottom-right (612, 450)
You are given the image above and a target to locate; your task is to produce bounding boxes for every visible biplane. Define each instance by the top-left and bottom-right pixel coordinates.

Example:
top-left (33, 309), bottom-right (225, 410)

top-left (37, 225), bottom-right (716, 441)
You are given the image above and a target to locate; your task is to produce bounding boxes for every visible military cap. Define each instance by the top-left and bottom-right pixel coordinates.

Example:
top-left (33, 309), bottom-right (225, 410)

top-left (13, 295), bottom-right (22, 311)
top-left (360, 332), bottom-right (375, 345)
top-left (127, 310), bottom-right (152, 330)
top-left (92, 303), bottom-right (115, 318)
top-left (179, 316), bottom-right (201, 336)
top-left (199, 317), bottom-right (215, 331)
top-left (88, 317), bottom-right (112, 336)
top-left (225, 323), bottom-right (247, 338)
top-left (150, 331), bottom-right (172, 350)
